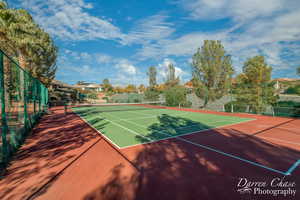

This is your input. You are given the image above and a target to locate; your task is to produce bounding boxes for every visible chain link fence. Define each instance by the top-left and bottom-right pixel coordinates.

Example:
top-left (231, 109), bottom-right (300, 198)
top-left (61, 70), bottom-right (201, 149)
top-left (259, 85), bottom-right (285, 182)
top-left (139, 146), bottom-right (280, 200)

top-left (186, 93), bottom-right (300, 118)
top-left (0, 49), bottom-right (48, 168)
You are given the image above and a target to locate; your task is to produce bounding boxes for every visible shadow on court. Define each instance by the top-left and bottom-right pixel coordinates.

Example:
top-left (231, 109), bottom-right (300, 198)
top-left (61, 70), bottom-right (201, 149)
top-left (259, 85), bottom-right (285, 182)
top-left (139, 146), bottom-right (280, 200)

top-left (0, 107), bottom-right (101, 200)
top-left (83, 114), bottom-right (300, 200)
top-left (1, 109), bottom-right (299, 200)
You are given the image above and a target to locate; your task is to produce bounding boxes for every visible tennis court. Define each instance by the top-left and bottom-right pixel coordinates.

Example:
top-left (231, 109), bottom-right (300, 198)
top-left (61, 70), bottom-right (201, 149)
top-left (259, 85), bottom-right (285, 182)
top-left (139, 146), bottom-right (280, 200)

top-left (71, 103), bottom-right (254, 148)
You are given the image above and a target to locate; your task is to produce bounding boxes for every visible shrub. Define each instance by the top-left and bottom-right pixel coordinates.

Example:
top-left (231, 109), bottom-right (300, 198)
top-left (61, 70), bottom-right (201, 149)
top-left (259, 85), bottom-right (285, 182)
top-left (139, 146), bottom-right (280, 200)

top-left (111, 93), bottom-right (144, 103)
top-left (285, 85), bottom-right (300, 95)
top-left (87, 93), bottom-right (98, 99)
top-left (164, 86), bottom-right (188, 107)
top-left (274, 101), bottom-right (300, 117)
top-left (224, 101), bottom-right (248, 113)
top-left (103, 96), bottom-right (109, 102)
top-left (144, 89), bottom-right (160, 101)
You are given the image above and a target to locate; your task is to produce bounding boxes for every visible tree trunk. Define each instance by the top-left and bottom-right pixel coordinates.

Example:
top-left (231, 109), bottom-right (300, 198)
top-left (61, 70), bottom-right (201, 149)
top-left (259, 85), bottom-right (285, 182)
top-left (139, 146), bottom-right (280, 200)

top-left (18, 52), bottom-right (26, 70)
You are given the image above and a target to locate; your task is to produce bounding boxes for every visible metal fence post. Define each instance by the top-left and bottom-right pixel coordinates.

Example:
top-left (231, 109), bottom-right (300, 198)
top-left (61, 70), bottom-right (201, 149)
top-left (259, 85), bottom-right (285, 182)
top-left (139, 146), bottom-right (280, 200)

top-left (23, 71), bottom-right (30, 130)
top-left (0, 51), bottom-right (9, 164)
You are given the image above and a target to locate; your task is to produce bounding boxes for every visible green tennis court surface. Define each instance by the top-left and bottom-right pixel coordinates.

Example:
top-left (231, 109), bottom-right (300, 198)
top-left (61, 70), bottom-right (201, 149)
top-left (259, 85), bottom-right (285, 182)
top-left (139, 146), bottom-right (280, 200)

top-left (72, 105), bottom-right (253, 148)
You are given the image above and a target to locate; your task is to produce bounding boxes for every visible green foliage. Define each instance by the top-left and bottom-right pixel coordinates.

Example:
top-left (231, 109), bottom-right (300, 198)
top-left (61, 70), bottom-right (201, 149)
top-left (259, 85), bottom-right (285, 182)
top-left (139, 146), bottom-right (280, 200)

top-left (192, 40), bottom-right (234, 107)
top-left (102, 78), bottom-right (113, 92)
top-left (144, 88), bottom-right (160, 101)
top-left (234, 56), bottom-right (278, 113)
top-left (297, 66), bottom-right (300, 76)
top-left (164, 86), bottom-right (188, 107)
top-left (0, 3), bottom-right (57, 85)
top-left (167, 63), bottom-right (175, 82)
top-left (224, 101), bottom-right (248, 113)
top-left (110, 93), bottom-right (143, 103)
top-left (102, 96), bottom-right (109, 102)
top-left (165, 63), bottom-right (180, 88)
top-left (78, 93), bottom-right (86, 102)
top-left (147, 66), bottom-right (157, 88)
top-left (138, 84), bottom-right (146, 93)
top-left (285, 85), bottom-right (300, 95)
top-left (87, 93), bottom-right (98, 99)
top-left (70, 89), bottom-right (79, 103)
top-left (274, 101), bottom-right (300, 117)
top-left (124, 84), bottom-right (137, 93)
top-left (0, 1), bottom-right (6, 9)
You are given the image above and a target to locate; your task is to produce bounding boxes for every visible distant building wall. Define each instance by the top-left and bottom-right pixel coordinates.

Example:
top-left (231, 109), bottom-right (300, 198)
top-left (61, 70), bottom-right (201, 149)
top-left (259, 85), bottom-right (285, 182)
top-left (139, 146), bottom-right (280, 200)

top-left (279, 95), bottom-right (300, 102)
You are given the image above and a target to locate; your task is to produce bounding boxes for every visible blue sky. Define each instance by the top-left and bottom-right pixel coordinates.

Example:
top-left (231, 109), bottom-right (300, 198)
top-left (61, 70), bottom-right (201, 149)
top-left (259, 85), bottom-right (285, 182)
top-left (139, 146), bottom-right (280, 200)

top-left (10, 0), bottom-right (300, 85)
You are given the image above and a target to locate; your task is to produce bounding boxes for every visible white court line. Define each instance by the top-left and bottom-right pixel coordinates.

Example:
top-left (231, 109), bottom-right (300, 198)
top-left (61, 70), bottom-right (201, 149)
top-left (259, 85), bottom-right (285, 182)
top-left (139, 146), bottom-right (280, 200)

top-left (112, 114), bottom-right (242, 133)
top-left (105, 112), bottom-right (255, 149)
top-left (127, 108), bottom-right (252, 120)
top-left (113, 118), bottom-right (292, 175)
top-left (102, 117), bottom-right (153, 142)
top-left (112, 112), bottom-right (190, 122)
top-left (73, 112), bottom-right (122, 149)
top-left (73, 109), bottom-right (297, 175)
top-left (119, 119), bottom-right (258, 149)
top-left (76, 107), bottom-right (256, 149)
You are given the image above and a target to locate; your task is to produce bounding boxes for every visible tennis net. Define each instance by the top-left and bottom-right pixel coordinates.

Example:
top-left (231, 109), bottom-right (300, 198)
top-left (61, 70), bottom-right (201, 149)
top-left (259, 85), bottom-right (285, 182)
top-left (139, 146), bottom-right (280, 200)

top-left (69, 101), bottom-right (166, 113)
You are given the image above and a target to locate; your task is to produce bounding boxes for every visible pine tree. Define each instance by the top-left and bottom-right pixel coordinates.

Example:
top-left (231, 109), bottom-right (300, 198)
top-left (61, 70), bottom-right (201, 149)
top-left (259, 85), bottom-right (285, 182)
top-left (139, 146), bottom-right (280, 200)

top-left (147, 66), bottom-right (157, 89)
top-left (0, 2), bottom-right (57, 85)
top-left (165, 63), bottom-right (179, 88)
top-left (102, 78), bottom-right (113, 92)
top-left (191, 40), bottom-right (234, 107)
top-left (235, 55), bottom-right (278, 113)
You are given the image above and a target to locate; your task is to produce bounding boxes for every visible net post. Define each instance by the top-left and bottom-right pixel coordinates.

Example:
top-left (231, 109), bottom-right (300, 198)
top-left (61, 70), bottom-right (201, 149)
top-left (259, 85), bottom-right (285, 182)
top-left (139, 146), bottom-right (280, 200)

top-left (64, 101), bottom-right (68, 115)
top-left (0, 51), bottom-right (9, 165)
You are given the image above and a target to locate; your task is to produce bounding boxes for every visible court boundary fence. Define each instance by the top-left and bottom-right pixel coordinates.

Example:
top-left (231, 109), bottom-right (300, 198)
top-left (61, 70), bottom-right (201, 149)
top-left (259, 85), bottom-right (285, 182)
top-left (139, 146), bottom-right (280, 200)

top-left (0, 49), bottom-right (48, 168)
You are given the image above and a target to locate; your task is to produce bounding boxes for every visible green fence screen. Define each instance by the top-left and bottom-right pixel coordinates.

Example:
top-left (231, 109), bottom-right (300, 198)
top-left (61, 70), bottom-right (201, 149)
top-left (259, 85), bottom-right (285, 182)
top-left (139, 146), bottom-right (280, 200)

top-left (0, 49), bottom-right (48, 167)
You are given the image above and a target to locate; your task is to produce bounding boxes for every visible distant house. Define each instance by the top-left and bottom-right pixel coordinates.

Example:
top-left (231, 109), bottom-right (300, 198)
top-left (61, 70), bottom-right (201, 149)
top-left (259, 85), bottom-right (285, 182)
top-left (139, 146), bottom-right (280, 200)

top-left (273, 78), bottom-right (300, 82)
top-left (274, 80), bottom-right (280, 90)
top-left (50, 80), bottom-right (76, 91)
top-left (184, 81), bottom-right (194, 89)
top-left (184, 81), bottom-right (194, 92)
top-left (272, 78), bottom-right (300, 94)
top-left (74, 82), bottom-right (103, 92)
top-left (49, 80), bottom-right (78, 104)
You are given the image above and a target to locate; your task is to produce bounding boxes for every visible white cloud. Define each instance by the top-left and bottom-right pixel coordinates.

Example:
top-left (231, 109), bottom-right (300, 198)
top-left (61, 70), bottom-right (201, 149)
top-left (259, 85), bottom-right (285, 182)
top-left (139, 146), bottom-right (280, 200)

top-left (136, 1), bottom-right (300, 74)
top-left (110, 73), bottom-right (147, 86)
top-left (157, 58), bottom-right (187, 82)
top-left (18, 0), bottom-right (123, 41)
top-left (80, 52), bottom-right (92, 60)
top-left (114, 59), bottom-right (137, 75)
top-left (122, 14), bottom-right (175, 45)
top-left (177, 0), bottom-right (285, 22)
top-left (63, 49), bottom-right (114, 64)
top-left (136, 31), bottom-right (227, 60)
top-left (95, 54), bottom-right (112, 64)
top-left (61, 64), bottom-right (93, 74)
